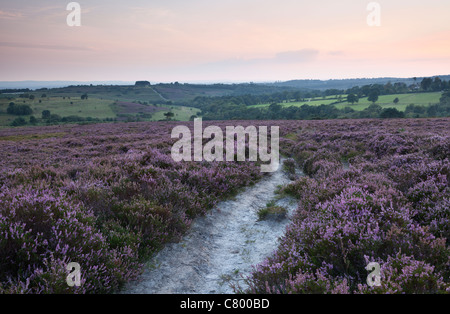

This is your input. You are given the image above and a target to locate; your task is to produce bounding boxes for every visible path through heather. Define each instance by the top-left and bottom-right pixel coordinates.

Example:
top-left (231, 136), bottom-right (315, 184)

top-left (121, 159), bottom-right (300, 294)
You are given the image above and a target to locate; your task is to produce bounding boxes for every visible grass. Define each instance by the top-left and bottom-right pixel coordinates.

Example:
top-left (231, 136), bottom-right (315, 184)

top-left (257, 200), bottom-right (288, 221)
top-left (250, 92), bottom-right (443, 112)
top-left (0, 132), bottom-right (66, 142)
top-left (0, 115), bottom-right (13, 127)
top-left (152, 106), bottom-right (201, 121)
top-left (38, 98), bottom-right (116, 118)
top-left (27, 85), bottom-right (164, 103)
top-left (335, 92), bottom-right (443, 111)
top-left (249, 97), bottom-right (339, 109)
top-left (0, 95), bottom-right (201, 128)
top-left (284, 133), bottom-right (299, 141)
top-left (0, 96), bottom-right (116, 119)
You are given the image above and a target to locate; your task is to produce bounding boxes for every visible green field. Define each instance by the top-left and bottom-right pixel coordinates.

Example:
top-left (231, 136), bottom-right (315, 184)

top-left (32, 85), bottom-right (165, 103)
top-left (0, 94), bottom-right (201, 128)
top-left (0, 97), bottom-right (115, 126)
top-left (35, 97), bottom-right (116, 118)
top-left (249, 95), bottom-right (340, 109)
top-left (335, 92), bottom-right (442, 111)
top-left (152, 105), bottom-right (200, 121)
top-left (250, 92), bottom-right (443, 111)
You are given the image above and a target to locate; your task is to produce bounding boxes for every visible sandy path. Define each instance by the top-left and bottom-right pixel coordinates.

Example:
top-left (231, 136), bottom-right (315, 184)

top-left (121, 160), bottom-right (300, 294)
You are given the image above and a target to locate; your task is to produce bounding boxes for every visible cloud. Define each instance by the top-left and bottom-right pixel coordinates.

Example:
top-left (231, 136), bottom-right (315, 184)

top-left (274, 49), bottom-right (320, 63)
top-left (0, 10), bottom-right (23, 20)
top-left (328, 50), bottom-right (345, 56)
top-left (0, 42), bottom-right (93, 52)
top-left (204, 49), bottom-right (320, 68)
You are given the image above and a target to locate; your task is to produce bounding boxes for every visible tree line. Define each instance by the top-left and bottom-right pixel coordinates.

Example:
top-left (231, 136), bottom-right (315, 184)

top-left (190, 77), bottom-right (449, 110)
top-left (192, 91), bottom-right (450, 121)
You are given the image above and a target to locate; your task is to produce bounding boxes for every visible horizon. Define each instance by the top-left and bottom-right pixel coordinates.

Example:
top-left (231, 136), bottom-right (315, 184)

top-left (1, 1), bottom-right (449, 82)
top-left (0, 73), bottom-right (449, 90)
top-left (0, 74), bottom-right (450, 90)
top-left (2, 73), bottom-right (450, 83)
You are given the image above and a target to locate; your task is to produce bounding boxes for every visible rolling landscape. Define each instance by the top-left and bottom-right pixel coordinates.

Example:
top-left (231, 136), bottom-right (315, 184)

top-left (1, 76), bottom-right (449, 128)
top-left (1, 77), bottom-right (449, 297)
top-left (0, 0), bottom-right (449, 305)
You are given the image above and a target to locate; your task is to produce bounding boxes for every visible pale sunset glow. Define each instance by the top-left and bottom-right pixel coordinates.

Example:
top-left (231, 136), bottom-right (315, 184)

top-left (0, 0), bottom-right (449, 82)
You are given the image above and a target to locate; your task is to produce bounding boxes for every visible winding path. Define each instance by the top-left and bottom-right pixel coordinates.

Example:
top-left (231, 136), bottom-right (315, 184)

top-left (121, 160), bottom-right (300, 294)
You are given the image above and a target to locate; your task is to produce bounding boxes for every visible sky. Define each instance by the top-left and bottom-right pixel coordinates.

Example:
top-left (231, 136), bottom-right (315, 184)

top-left (0, 0), bottom-right (449, 83)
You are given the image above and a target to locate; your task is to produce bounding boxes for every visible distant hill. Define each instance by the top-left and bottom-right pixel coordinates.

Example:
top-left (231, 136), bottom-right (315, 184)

top-left (0, 81), bottom-right (135, 90)
top-left (267, 75), bottom-right (450, 90)
top-left (1, 75), bottom-right (449, 96)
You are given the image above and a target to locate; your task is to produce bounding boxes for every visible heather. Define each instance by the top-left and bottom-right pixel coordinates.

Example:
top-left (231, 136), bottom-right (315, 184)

top-left (0, 121), bottom-right (266, 293)
top-left (242, 118), bottom-right (450, 294)
top-left (0, 118), bottom-right (449, 294)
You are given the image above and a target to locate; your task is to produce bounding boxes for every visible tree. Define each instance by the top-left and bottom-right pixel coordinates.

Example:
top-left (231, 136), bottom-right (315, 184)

top-left (368, 90), bottom-right (379, 104)
top-left (47, 114), bottom-right (62, 123)
top-left (164, 112), bottom-right (175, 120)
top-left (7, 104), bottom-right (33, 115)
top-left (135, 81), bottom-right (151, 87)
top-left (405, 104), bottom-right (426, 116)
top-left (431, 77), bottom-right (442, 92)
top-left (361, 104), bottom-right (382, 118)
top-left (7, 103), bottom-right (15, 113)
top-left (393, 97), bottom-right (399, 105)
top-left (11, 117), bottom-right (27, 126)
top-left (29, 116), bottom-right (37, 124)
top-left (384, 82), bottom-right (394, 94)
top-left (42, 110), bottom-right (51, 119)
top-left (421, 78), bottom-right (433, 91)
top-left (440, 91), bottom-right (450, 103)
top-left (380, 108), bottom-right (405, 119)
top-left (347, 94), bottom-right (359, 104)
top-left (269, 103), bottom-right (282, 112)
top-left (361, 85), bottom-right (372, 97)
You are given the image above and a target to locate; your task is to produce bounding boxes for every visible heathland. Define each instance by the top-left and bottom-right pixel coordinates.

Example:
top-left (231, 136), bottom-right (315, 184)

top-left (0, 118), bottom-right (449, 293)
top-left (0, 76), bottom-right (449, 294)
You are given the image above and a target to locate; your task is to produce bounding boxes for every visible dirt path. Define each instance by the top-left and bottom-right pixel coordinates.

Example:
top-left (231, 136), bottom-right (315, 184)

top-left (120, 160), bottom-right (300, 294)
top-left (149, 86), bottom-right (169, 102)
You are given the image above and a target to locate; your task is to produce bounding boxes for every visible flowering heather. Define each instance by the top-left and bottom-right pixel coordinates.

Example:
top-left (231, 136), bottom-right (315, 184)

top-left (0, 118), bottom-right (449, 294)
top-left (0, 187), bottom-right (141, 293)
top-left (0, 121), bottom-right (266, 293)
top-left (242, 118), bottom-right (450, 294)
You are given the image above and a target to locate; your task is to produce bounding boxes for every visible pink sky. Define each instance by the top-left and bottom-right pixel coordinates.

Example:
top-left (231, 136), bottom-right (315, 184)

top-left (0, 0), bottom-right (449, 82)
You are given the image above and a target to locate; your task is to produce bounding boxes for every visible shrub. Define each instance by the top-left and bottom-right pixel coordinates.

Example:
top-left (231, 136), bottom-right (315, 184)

top-left (11, 117), bottom-right (27, 127)
top-left (0, 187), bottom-right (141, 293)
top-left (7, 104), bottom-right (33, 115)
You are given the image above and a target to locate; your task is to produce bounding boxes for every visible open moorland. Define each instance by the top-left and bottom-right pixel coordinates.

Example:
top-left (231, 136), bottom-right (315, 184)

top-left (0, 118), bottom-right (448, 294)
